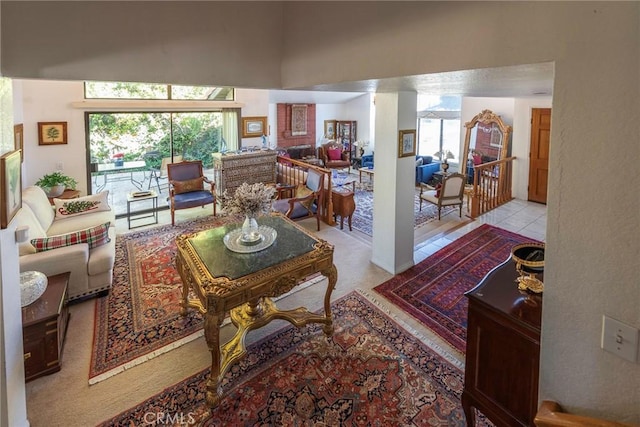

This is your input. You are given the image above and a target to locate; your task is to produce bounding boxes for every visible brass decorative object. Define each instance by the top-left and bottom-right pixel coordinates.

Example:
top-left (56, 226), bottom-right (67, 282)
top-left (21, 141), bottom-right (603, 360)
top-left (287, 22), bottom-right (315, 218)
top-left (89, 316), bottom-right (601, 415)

top-left (511, 242), bottom-right (545, 293)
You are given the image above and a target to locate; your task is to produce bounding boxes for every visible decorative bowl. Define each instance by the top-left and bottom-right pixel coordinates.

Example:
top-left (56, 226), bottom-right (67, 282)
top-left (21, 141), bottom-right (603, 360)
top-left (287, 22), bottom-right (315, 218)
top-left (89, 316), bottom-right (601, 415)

top-left (511, 242), bottom-right (545, 293)
top-left (20, 271), bottom-right (48, 307)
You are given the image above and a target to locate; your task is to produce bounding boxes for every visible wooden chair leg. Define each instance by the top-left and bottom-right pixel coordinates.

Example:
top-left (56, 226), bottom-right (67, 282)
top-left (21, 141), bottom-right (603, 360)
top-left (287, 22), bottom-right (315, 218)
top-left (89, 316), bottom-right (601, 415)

top-left (171, 207), bottom-right (175, 226)
top-left (419, 199), bottom-right (423, 211)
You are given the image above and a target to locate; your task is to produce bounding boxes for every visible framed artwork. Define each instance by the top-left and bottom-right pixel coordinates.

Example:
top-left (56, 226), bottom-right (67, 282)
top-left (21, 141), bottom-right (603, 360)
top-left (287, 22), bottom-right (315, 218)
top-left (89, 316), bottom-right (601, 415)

top-left (398, 129), bottom-right (416, 158)
top-left (241, 116), bottom-right (267, 138)
top-left (38, 121), bottom-right (68, 145)
top-left (324, 120), bottom-right (336, 139)
top-left (14, 123), bottom-right (23, 162)
top-left (291, 104), bottom-right (308, 136)
top-left (0, 150), bottom-right (22, 229)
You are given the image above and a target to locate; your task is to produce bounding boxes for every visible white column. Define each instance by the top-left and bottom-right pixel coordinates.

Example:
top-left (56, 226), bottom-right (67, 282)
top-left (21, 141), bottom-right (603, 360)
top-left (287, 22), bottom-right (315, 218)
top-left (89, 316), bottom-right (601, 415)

top-left (0, 227), bottom-right (30, 427)
top-left (0, 77), bottom-right (30, 426)
top-left (370, 92), bottom-right (417, 274)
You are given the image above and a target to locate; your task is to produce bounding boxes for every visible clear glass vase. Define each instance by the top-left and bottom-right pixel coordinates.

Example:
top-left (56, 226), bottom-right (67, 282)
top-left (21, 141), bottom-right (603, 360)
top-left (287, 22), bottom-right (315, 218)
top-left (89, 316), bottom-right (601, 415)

top-left (240, 214), bottom-right (261, 244)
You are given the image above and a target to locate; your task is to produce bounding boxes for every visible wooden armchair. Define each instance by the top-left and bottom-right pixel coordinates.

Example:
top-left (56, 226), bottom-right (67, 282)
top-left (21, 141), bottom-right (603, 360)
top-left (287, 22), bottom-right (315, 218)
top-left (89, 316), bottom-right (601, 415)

top-left (419, 172), bottom-right (465, 220)
top-left (318, 141), bottom-right (350, 171)
top-left (167, 160), bottom-right (216, 225)
top-left (272, 169), bottom-right (324, 231)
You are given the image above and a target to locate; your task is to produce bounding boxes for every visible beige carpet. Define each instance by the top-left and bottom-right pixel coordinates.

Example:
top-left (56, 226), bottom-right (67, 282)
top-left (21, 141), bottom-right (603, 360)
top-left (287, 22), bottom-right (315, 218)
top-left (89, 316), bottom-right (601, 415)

top-left (25, 212), bottom-right (469, 426)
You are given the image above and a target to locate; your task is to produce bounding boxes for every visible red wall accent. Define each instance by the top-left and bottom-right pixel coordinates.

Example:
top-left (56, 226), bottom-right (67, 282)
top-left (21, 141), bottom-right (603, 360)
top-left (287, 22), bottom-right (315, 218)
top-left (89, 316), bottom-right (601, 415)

top-left (276, 103), bottom-right (316, 150)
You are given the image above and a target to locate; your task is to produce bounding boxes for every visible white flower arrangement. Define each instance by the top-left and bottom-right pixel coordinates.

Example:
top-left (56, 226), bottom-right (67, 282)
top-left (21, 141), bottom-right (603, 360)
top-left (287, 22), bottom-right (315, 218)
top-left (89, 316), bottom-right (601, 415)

top-left (221, 182), bottom-right (276, 217)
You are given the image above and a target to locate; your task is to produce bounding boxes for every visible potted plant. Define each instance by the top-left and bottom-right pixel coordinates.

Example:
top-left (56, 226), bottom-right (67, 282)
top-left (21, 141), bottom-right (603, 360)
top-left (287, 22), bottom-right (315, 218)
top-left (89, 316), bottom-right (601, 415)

top-left (35, 171), bottom-right (78, 197)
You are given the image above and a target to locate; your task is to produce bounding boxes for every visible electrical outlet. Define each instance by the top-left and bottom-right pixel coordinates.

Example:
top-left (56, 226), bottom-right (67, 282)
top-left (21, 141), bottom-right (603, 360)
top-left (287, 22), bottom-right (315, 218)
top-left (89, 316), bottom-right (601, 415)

top-left (56, 162), bottom-right (63, 171)
top-left (601, 315), bottom-right (639, 363)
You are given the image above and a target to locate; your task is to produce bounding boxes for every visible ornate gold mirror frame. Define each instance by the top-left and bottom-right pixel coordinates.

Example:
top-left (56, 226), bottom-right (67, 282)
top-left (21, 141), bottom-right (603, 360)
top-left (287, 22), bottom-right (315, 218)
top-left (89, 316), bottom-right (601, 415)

top-left (461, 109), bottom-right (513, 175)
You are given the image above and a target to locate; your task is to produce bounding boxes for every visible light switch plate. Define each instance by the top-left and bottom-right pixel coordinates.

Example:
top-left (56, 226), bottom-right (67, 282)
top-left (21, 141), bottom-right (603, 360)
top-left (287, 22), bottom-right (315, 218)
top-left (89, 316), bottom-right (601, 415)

top-left (601, 315), bottom-right (639, 363)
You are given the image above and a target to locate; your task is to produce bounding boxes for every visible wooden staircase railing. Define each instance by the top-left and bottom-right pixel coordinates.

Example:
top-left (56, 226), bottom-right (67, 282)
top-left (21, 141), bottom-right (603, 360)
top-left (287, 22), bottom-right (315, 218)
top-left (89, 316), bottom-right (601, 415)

top-left (535, 400), bottom-right (639, 427)
top-left (275, 156), bottom-right (336, 226)
top-left (468, 156), bottom-right (516, 218)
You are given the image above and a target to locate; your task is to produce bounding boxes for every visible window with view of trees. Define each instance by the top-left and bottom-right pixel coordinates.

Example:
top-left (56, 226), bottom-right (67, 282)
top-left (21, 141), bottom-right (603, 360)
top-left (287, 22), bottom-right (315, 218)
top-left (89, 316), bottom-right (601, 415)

top-left (417, 95), bottom-right (461, 163)
top-left (85, 81), bottom-right (238, 217)
top-left (84, 81), bottom-right (235, 100)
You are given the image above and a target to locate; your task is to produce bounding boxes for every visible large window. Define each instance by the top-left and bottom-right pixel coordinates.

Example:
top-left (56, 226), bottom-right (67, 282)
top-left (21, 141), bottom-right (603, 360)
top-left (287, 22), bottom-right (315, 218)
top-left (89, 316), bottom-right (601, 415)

top-left (417, 95), bottom-right (461, 164)
top-left (88, 111), bottom-right (234, 216)
top-left (85, 81), bottom-right (239, 216)
top-left (85, 81), bottom-right (235, 101)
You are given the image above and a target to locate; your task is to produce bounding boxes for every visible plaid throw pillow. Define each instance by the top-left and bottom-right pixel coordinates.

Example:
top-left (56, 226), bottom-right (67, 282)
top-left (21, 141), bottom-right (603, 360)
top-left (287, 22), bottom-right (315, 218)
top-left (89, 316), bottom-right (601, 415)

top-left (173, 177), bottom-right (205, 194)
top-left (31, 222), bottom-right (111, 252)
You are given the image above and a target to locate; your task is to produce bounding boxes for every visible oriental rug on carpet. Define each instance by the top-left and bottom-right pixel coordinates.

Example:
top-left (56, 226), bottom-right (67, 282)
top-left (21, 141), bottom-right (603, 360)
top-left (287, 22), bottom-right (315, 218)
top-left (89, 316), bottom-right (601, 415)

top-left (97, 291), bottom-right (492, 427)
top-left (374, 224), bottom-right (539, 354)
top-left (89, 215), bottom-right (323, 384)
top-left (345, 185), bottom-right (456, 236)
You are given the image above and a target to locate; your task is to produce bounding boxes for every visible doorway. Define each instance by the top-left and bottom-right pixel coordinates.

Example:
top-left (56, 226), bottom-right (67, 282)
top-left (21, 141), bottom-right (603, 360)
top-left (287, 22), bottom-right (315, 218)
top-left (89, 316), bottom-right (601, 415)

top-left (528, 108), bottom-right (551, 204)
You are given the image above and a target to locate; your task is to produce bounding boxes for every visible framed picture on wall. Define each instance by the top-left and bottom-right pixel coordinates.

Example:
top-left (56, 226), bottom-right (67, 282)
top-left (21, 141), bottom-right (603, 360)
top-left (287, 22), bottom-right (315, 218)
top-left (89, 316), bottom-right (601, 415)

top-left (241, 116), bottom-right (267, 138)
top-left (38, 121), bottom-right (68, 145)
top-left (0, 150), bottom-right (22, 229)
top-left (324, 120), bottom-right (336, 139)
top-left (398, 129), bottom-right (416, 158)
top-left (14, 123), bottom-right (24, 162)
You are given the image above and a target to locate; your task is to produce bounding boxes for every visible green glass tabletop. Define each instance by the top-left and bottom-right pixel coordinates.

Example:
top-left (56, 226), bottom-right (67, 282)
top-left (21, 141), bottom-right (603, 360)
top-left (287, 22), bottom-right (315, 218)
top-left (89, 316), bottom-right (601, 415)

top-left (187, 215), bottom-right (318, 280)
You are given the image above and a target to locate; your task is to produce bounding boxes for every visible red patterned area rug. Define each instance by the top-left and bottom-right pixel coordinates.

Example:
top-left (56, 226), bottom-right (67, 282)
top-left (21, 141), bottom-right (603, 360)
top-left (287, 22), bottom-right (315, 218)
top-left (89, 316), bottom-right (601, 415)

top-left (374, 224), bottom-right (539, 354)
top-left (90, 215), bottom-right (325, 384)
top-left (89, 216), bottom-right (226, 384)
top-left (347, 185), bottom-right (456, 236)
top-left (97, 291), bottom-right (492, 427)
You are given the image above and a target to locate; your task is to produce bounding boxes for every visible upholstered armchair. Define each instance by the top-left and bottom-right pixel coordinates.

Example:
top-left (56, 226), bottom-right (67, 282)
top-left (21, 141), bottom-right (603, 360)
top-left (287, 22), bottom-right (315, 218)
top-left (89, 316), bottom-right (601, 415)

top-left (418, 172), bottom-right (465, 220)
top-left (167, 160), bottom-right (216, 225)
top-left (361, 154), bottom-right (374, 169)
top-left (272, 169), bottom-right (325, 231)
top-left (318, 141), bottom-right (350, 171)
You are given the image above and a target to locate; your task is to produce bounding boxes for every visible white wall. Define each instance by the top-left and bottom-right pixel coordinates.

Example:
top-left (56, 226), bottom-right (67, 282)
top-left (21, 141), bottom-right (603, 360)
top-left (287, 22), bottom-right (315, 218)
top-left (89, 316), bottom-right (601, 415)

top-left (237, 88), bottom-right (269, 149)
top-left (18, 80), bottom-right (87, 192)
top-left (314, 104), bottom-right (344, 143)
top-left (344, 94), bottom-right (374, 154)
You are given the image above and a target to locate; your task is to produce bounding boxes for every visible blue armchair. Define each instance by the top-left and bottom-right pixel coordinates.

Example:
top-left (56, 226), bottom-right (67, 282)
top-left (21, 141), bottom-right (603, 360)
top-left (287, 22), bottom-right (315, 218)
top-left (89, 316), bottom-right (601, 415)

top-left (361, 154), bottom-right (374, 169)
top-left (415, 155), bottom-right (441, 185)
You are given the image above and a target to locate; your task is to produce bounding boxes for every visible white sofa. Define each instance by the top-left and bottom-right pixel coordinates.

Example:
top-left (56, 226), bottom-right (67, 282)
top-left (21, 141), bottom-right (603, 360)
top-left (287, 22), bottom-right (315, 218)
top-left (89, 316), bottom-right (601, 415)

top-left (15, 186), bottom-right (116, 301)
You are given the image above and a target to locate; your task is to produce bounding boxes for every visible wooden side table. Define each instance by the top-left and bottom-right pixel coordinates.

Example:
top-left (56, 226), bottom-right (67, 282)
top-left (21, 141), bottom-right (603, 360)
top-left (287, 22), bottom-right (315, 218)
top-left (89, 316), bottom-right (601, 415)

top-left (47, 189), bottom-right (80, 205)
top-left (332, 187), bottom-right (355, 230)
top-left (22, 272), bottom-right (70, 382)
top-left (126, 190), bottom-right (159, 229)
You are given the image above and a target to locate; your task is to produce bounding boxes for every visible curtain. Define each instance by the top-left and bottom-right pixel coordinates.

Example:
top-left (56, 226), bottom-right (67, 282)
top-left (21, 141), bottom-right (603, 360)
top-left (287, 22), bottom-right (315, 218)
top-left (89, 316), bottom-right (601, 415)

top-left (222, 109), bottom-right (239, 151)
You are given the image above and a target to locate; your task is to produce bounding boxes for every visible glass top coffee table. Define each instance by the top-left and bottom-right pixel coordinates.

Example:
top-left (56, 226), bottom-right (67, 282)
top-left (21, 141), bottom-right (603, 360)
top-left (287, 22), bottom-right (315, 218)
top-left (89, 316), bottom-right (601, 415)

top-left (175, 213), bottom-right (337, 408)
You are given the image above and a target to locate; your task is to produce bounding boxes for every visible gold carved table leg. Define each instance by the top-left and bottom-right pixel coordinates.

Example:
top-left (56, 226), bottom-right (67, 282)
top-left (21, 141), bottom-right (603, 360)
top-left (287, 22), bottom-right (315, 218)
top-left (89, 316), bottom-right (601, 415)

top-left (181, 263), bottom-right (338, 408)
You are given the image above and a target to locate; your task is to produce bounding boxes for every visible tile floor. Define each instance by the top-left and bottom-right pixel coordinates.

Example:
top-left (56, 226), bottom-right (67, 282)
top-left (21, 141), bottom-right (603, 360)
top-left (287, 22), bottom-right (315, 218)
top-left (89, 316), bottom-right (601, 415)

top-left (116, 196), bottom-right (547, 264)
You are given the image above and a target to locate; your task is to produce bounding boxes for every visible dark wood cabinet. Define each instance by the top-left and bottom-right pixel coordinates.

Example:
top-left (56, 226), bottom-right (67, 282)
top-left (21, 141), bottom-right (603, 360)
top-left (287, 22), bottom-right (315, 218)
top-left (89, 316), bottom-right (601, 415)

top-left (22, 272), bottom-right (70, 382)
top-left (336, 121), bottom-right (357, 158)
top-left (462, 259), bottom-right (542, 427)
